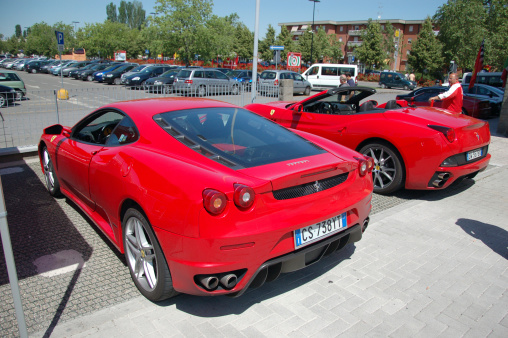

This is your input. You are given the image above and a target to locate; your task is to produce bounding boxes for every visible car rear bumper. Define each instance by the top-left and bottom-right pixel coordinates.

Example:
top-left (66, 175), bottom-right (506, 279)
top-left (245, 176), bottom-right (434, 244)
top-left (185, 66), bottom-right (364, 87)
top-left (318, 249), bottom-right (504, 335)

top-left (154, 190), bottom-right (372, 296)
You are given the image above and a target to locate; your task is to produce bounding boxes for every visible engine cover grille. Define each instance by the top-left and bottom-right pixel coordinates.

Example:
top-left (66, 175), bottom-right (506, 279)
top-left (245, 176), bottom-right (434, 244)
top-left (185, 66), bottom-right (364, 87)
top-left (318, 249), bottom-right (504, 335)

top-left (272, 173), bottom-right (349, 200)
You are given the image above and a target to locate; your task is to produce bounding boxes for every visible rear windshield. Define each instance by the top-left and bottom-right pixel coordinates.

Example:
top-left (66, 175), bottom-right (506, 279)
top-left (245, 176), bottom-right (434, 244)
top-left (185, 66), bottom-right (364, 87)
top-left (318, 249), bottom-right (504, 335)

top-left (154, 107), bottom-right (325, 168)
top-left (260, 72), bottom-right (277, 80)
top-left (0, 72), bottom-right (20, 81)
top-left (177, 70), bottom-right (192, 78)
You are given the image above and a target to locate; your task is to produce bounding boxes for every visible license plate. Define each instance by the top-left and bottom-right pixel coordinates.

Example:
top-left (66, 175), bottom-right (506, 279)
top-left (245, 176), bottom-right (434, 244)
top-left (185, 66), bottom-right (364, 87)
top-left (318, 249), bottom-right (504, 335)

top-left (294, 212), bottom-right (347, 249)
top-left (467, 148), bottom-right (482, 161)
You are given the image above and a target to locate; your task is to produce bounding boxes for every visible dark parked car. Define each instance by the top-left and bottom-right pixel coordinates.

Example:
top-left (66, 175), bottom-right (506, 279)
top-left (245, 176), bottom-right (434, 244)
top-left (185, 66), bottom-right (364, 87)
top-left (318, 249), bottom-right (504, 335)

top-left (103, 63), bottom-right (139, 85)
top-left (225, 70), bottom-right (258, 90)
top-left (93, 63), bottom-right (127, 82)
top-left (0, 84), bottom-right (17, 107)
top-left (25, 60), bottom-right (52, 74)
top-left (461, 84), bottom-right (504, 115)
top-left (379, 71), bottom-right (416, 90)
top-left (395, 86), bottom-right (492, 119)
top-left (61, 61), bottom-right (92, 77)
top-left (123, 65), bottom-right (176, 89)
top-left (80, 63), bottom-right (113, 81)
top-left (144, 70), bottom-right (181, 93)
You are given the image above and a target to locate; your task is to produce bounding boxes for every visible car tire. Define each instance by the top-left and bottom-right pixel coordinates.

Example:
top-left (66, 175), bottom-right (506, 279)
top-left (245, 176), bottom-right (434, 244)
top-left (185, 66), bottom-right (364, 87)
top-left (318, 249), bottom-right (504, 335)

top-left (123, 208), bottom-right (177, 302)
top-left (87, 75), bottom-right (93, 81)
top-left (359, 142), bottom-right (404, 195)
top-left (381, 84), bottom-right (386, 89)
top-left (114, 78), bottom-right (121, 85)
top-left (304, 86), bottom-right (311, 96)
top-left (404, 85), bottom-right (409, 90)
top-left (42, 146), bottom-right (61, 196)
top-left (0, 94), bottom-right (6, 107)
top-left (198, 85), bottom-right (206, 97)
top-left (32, 69), bottom-right (37, 74)
top-left (163, 85), bottom-right (172, 95)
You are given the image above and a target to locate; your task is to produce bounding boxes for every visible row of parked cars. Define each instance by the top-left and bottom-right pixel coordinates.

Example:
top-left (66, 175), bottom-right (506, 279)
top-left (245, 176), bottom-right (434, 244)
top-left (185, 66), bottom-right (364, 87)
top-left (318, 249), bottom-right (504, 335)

top-left (0, 57), bottom-right (28, 106)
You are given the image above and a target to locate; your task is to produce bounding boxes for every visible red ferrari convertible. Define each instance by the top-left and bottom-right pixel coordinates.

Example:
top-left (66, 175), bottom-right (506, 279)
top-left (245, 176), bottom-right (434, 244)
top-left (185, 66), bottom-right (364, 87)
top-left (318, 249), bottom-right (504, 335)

top-left (245, 87), bottom-right (491, 194)
top-left (39, 98), bottom-right (373, 301)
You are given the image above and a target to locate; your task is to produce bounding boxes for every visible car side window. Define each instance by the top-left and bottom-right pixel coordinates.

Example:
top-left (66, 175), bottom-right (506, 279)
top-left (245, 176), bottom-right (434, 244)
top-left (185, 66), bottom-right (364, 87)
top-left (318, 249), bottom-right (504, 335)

top-left (292, 73), bottom-right (304, 81)
top-left (106, 116), bottom-right (139, 146)
top-left (194, 71), bottom-right (203, 78)
top-left (205, 71), bottom-right (215, 78)
top-left (216, 71), bottom-right (228, 80)
top-left (73, 110), bottom-right (125, 145)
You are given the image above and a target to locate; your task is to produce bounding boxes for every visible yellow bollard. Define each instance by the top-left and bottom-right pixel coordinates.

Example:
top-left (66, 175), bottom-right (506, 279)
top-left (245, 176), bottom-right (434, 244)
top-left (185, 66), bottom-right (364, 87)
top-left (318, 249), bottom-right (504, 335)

top-left (57, 88), bottom-right (69, 100)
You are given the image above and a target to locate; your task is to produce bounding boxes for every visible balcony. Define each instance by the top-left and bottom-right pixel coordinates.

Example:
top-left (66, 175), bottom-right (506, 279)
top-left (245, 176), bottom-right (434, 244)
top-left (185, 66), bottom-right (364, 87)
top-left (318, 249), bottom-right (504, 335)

top-left (347, 41), bottom-right (363, 47)
top-left (348, 30), bottom-right (363, 36)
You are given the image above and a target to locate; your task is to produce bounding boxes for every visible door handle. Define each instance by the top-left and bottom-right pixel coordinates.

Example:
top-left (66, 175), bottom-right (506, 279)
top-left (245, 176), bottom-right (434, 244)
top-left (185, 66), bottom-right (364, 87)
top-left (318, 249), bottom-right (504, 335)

top-left (338, 127), bottom-right (346, 134)
top-left (91, 151), bottom-right (98, 155)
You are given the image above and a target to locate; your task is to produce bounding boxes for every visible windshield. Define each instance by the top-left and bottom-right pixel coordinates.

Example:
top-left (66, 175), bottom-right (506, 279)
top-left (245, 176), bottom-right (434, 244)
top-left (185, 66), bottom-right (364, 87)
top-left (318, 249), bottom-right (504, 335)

top-left (154, 107), bottom-right (325, 169)
top-left (131, 65), bottom-right (147, 72)
top-left (226, 70), bottom-right (242, 77)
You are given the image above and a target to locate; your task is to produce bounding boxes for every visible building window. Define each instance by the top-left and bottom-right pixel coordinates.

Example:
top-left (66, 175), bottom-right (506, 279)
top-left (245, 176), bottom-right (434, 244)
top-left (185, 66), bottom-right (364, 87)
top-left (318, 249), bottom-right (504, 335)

top-left (340, 26), bottom-right (343, 32)
top-left (409, 25), bottom-right (413, 32)
top-left (339, 37), bottom-right (342, 42)
top-left (381, 25), bottom-right (385, 30)
top-left (407, 50), bottom-right (411, 56)
top-left (355, 25), bottom-right (359, 30)
top-left (408, 38), bottom-right (412, 44)
top-left (354, 37), bottom-right (359, 42)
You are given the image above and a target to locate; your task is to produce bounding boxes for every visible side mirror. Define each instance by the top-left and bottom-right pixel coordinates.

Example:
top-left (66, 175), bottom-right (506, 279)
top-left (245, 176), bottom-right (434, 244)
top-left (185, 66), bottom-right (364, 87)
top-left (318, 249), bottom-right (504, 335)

top-left (62, 127), bottom-right (72, 138)
top-left (293, 104), bottom-right (303, 114)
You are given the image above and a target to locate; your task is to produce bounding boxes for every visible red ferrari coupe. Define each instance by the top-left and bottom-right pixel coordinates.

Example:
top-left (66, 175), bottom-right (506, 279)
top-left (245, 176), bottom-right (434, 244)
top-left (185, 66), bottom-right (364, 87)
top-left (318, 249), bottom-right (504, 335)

top-left (39, 98), bottom-right (373, 301)
top-left (245, 87), bottom-right (491, 194)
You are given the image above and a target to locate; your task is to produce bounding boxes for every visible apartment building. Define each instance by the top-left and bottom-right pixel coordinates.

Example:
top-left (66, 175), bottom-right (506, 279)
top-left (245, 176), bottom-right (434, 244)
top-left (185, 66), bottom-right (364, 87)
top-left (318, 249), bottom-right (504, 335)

top-left (279, 19), bottom-right (428, 72)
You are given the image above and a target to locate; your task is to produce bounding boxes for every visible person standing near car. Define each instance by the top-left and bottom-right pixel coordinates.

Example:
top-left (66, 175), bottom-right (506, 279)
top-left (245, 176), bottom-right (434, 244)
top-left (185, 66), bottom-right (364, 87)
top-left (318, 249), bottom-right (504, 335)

top-left (409, 72), bottom-right (415, 82)
top-left (428, 73), bottom-right (463, 113)
top-left (346, 73), bottom-right (355, 87)
top-left (339, 75), bottom-right (349, 87)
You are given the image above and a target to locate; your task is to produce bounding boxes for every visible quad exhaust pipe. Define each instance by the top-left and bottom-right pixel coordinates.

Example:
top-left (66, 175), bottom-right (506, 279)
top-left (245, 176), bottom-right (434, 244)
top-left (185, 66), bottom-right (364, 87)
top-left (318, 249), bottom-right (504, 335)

top-left (432, 172), bottom-right (451, 188)
top-left (198, 273), bottom-right (239, 291)
top-left (362, 217), bottom-right (370, 233)
top-left (198, 276), bottom-right (219, 290)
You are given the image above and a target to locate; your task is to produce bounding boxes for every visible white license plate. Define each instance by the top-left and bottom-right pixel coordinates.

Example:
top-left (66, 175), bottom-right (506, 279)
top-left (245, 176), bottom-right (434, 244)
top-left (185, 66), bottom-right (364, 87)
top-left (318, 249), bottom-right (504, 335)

top-left (467, 149), bottom-right (482, 161)
top-left (294, 213), bottom-right (347, 249)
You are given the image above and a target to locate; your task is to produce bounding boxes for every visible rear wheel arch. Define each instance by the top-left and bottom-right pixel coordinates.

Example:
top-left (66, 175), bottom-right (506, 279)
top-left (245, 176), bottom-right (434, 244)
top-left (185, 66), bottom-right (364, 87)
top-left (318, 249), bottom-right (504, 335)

top-left (356, 138), bottom-right (407, 191)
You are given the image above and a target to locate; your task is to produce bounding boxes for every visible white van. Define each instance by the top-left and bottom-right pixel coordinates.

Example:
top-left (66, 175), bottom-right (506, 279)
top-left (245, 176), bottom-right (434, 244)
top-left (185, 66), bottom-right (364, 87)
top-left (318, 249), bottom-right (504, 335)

top-left (302, 63), bottom-right (358, 90)
top-left (461, 72), bottom-right (503, 88)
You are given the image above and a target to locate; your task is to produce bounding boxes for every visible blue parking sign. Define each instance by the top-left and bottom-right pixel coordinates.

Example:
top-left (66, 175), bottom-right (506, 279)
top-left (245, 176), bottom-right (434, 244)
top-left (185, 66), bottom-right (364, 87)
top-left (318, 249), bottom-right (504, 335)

top-left (55, 31), bottom-right (64, 46)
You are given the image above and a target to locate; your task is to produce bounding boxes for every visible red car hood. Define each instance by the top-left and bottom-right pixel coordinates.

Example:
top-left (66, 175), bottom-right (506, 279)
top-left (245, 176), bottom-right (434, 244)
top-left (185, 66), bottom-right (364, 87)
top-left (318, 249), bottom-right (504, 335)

top-left (238, 152), bottom-right (354, 191)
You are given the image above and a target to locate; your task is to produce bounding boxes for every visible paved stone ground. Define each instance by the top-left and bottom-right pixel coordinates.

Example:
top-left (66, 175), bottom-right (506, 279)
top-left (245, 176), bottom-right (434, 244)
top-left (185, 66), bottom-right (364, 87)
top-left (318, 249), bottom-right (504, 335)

top-left (0, 118), bottom-right (506, 337)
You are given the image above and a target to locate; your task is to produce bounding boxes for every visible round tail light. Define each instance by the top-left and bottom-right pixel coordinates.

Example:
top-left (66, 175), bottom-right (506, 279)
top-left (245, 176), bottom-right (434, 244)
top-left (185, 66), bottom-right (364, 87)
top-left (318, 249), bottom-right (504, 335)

top-left (357, 156), bottom-right (374, 176)
top-left (233, 184), bottom-right (255, 210)
top-left (203, 189), bottom-right (227, 215)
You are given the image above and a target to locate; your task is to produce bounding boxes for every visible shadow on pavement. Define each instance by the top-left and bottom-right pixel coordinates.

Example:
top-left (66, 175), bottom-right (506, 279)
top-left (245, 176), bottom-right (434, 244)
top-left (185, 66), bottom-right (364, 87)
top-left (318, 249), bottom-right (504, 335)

top-left (456, 218), bottom-right (508, 259)
top-left (156, 244), bottom-right (356, 316)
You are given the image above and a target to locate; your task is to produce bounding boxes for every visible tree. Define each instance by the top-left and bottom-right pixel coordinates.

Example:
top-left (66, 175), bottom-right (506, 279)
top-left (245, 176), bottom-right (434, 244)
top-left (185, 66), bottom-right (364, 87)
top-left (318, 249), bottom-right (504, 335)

top-left (325, 34), bottom-right (343, 63)
top-left (15, 25), bottom-right (22, 38)
top-left (24, 22), bottom-right (57, 57)
top-left (483, 0), bottom-right (508, 69)
top-left (107, 2), bottom-right (118, 22)
top-left (78, 21), bottom-right (136, 58)
top-left (354, 19), bottom-right (385, 69)
top-left (259, 24), bottom-right (276, 62)
top-left (297, 28), bottom-right (313, 63)
top-left (407, 17), bottom-right (444, 78)
top-left (153, 0), bottom-right (213, 65)
top-left (201, 14), bottom-right (238, 62)
top-left (234, 22), bottom-right (254, 60)
top-left (275, 26), bottom-right (296, 60)
top-left (433, 0), bottom-right (487, 71)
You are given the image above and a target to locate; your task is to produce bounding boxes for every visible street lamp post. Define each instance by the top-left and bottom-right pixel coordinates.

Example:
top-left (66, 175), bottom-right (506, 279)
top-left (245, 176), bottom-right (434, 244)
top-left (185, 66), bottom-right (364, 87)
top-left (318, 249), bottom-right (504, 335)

top-left (72, 21), bottom-right (79, 32)
top-left (309, 0), bottom-right (320, 66)
top-left (150, 12), bottom-right (158, 63)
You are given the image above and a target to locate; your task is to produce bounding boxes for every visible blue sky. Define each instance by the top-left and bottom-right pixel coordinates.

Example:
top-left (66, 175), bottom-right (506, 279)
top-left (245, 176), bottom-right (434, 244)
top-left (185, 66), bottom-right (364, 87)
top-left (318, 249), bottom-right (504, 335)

top-left (1, 0), bottom-right (448, 38)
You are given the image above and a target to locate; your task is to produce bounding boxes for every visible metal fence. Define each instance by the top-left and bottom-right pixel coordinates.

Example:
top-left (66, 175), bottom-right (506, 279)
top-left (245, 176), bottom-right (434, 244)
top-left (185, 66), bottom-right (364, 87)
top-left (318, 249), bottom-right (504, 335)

top-left (0, 85), bottom-right (281, 150)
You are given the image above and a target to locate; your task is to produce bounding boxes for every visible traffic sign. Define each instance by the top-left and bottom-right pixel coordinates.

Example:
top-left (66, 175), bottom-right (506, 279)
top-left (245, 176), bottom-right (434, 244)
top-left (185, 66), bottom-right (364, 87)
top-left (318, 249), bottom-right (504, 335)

top-left (55, 31), bottom-right (64, 52)
top-left (270, 45), bottom-right (284, 51)
top-left (287, 52), bottom-right (301, 68)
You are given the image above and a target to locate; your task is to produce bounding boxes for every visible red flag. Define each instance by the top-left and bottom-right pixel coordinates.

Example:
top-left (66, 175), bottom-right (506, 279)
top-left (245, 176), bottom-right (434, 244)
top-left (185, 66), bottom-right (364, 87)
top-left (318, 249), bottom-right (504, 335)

top-left (469, 39), bottom-right (484, 90)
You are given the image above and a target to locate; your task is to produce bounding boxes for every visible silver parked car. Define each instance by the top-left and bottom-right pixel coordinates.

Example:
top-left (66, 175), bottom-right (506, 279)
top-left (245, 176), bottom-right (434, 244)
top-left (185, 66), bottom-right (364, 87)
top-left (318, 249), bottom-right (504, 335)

top-left (258, 70), bottom-right (311, 96)
top-left (173, 68), bottom-right (240, 96)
